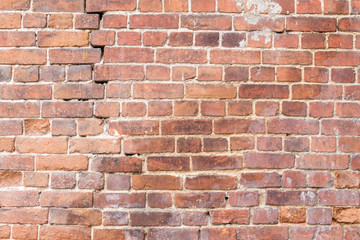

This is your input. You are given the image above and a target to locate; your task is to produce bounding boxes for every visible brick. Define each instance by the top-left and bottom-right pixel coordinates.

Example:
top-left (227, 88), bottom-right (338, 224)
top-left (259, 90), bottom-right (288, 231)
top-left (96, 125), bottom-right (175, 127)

top-left (312, 137), bottom-right (336, 152)
top-left (38, 31), bottom-right (88, 47)
top-left (345, 86), bottom-right (360, 100)
top-left (42, 102), bottom-right (93, 118)
top-left (69, 138), bottom-right (121, 154)
top-left (0, 13), bottom-right (21, 29)
top-left (24, 119), bottom-right (50, 136)
top-left (345, 227), bottom-right (360, 240)
top-left (130, 14), bottom-right (178, 29)
top-left (134, 83), bottom-right (183, 99)
top-left (0, 49), bottom-right (46, 65)
top-left (280, 208), bottom-right (306, 223)
top-left (187, 84), bottom-right (236, 99)
top-left (0, 103), bottom-right (39, 118)
top-left (75, 14), bottom-right (99, 29)
top-left (164, 0), bottom-right (188, 11)
top-left (139, 0), bottom-right (162, 12)
top-left (251, 67), bottom-right (275, 82)
top-left (225, 66), bottom-right (248, 81)
top-left (103, 211), bottom-right (129, 225)
top-left (307, 207), bottom-right (332, 225)
top-left (211, 50), bottom-right (260, 64)
top-left (319, 190), bottom-right (360, 206)
top-left (117, 32), bottom-right (141, 46)
top-left (287, 17), bottom-right (336, 32)
top-left (228, 191), bottom-right (259, 207)
top-left (316, 51), bottom-right (360, 66)
top-left (241, 172), bottom-right (281, 188)
top-left (122, 102), bottom-right (146, 117)
top-left (183, 211), bottom-right (209, 225)
top-left (14, 66), bottom-right (38, 82)
top-left (0, 0), bottom-right (30, 10)
top-left (124, 137), bottom-right (174, 154)
top-left (95, 102), bottom-right (119, 117)
top-left (68, 65), bottom-right (92, 81)
top-left (24, 172), bottom-right (49, 188)
top-left (103, 14), bottom-right (127, 28)
top-left (91, 30), bottom-right (115, 46)
top-left (298, 154), bottom-right (349, 170)
top-left (245, 152), bottom-right (295, 169)
top-left (274, 33), bottom-right (299, 48)
top-left (322, 119), bottom-right (360, 135)
top-left (228, 101), bottom-right (252, 116)
top-left (192, 155), bottom-right (242, 170)
top-left (234, 16), bottom-right (285, 32)
top-left (50, 48), bottom-right (101, 64)
top-left (0, 191), bottom-right (39, 207)
top-left (0, 138), bottom-right (15, 152)
top-left (201, 228), bottom-right (236, 240)
top-left (0, 85), bottom-right (52, 100)
top-left (146, 65), bottom-right (170, 80)
top-left (282, 101), bottom-right (307, 116)
top-left (93, 229), bottom-right (144, 240)
top-left (329, 34), bottom-right (353, 49)
top-left (174, 101), bottom-right (198, 116)
top-left (334, 207), bottom-right (360, 223)
top-left (0, 32), bottom-right (35, 47)
top-left (133, 175), bottom-right (182, 190)
top-left (186, 175), bottom-right (236, 190)
top-left (147, 156), bottom-right (190, 171)
top-left (0, 66), bottom-right (11, 82)
top-left (16, 137), bottom-right (67, 154)
top-left (143, 31), bottom-right (167, 46)
top-left (255, 101), bottom-right (279, 116)
top-left (335, 171), bottom-right (360, 188)
top-left (182, 15), bottom-right (231, 30)
top-left (325, 0), bottom-right (349, 14)
top-left (148, 101), bottom-right (172, 116)
top-left (0, 172), bottom-right (20, 187)
top-left (0, 155), bottom-right (33, 170)
top-left (297, 0), bottom-right (322, 13)
top-left (51, 172), bottom-right (76, 189)
top-left (239, 84), bottom-right (289, 98)
top-left (91, 156), bottom-right (142, 173)
top-left (268, 118), bottom-right (319, 135)
top-left (157, 49), bottom-right (207, 64)
top-left (282, 170), bottom-right (306, 188)
top-left (201, 102), bottom-right (225, 116)
top-left (203, 138), bottom-right (227, 151)
top-left (78, 172), bottom-right (104, 190)
top-left (95, 65), bottom-right (144, 81)
top-left (237, 227), bottom-right (289, 240)
top-left (131, 212), bottom-right (180, 226)
top-left (253, 207), bottom-right (278, 224)
top-left (149, 228), bottom-right (198, 240)
top-left (148, 193), bottom-right (172, 208)
top-left (210, 209), bottom-right (249, 224)
top-left (40, 66), bottom-right (65, 82)
top-left (198, 66), bottom-right (222, 81)
top-left (304, 67), bottom-right (329, 83)
top-left (177, 137), bottom-right (201, 153)
top-left (48, 14), bottom-right (73, 29)
top-left (87, 0), bottom-right (136, 11)
top-left (230, 137), bottom-right (255, 150)
top-left (107, 175), bottom-right (131, 190)
top-left (308, 171), bottom-right (333, 188)
top-left (52, 120), bottom-right (76, 136)
top-left (215, 119), bottom-right (265, 134)
top-left (175, 192), bottom-right (226, 208)
top-left (41, 191), bottom-right (92, 207)
top-left (40, 226), bottom-right (90, 240)
top-left (54, 84), bottom-right (104, 99)
top-left (332, 68), bottom-right (356, 83)
top-left (12, 225), bottom-right (37, 240)
top-left (49, 208), bottom-right (102, 226)
top-left (290, 226), bottom-right (342, 240)
top-left (36, 155), bottom-right (88, 171)
top-left (24, 13), bottom-right (46, 28)
top-left (0, 209), bottom-right (48, 224)
top-left (277, 67), bottom-right (301, 82)
top-left (267, 190), bottom-right (317, 206)
top-left (169, 32), bottom-right (193, 46)
top-left (310, 102), bottom-right (334, 118)
top-left (195, 32), bottom-right (219, 47)
top-left (257, 136), bottom-right (281, 151)
top-left (33, 0), bottom-right (84, 12)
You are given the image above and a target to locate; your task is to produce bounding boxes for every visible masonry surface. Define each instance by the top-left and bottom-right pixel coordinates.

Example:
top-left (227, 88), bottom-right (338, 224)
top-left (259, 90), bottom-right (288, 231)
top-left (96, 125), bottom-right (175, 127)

top-left (0, 0), bottom-right (359, 239)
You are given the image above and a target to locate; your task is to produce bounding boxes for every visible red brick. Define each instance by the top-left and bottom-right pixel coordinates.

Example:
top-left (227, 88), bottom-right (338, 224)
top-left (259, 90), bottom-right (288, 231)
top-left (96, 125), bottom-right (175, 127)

top-left (69, 138), bottom-right (121, 154)
top-left (287, 17), bottom-right (336, 32)
top-left (95, 102), bottom-right (120, 117)
top-left (175, 192), bottom-right (226, 208)
top-left (78, 172), bottom-right (104, 190)
top-left (251, 67), bottom-right (275, 82)
top-left (49, 208), bottom-right (102, 226)
top-left (130, 14), bottom-right (178, 29)
top-left (239, 84), bottom-right (289, 98)
top-left (280, 208), bottom-right (306, 223)
top-left (234, 16), bottom-right (285, 32)
top-left (75, 14), bottom-right (99, 29)
top-left (148, 101), bottom-right (172, 116)
top-left (50, 172), bottom-right (76, 189)
top-left (345, 86), bottom-right (360, 100)
top-left (334, 207), bottom-right (360, 223)
top-left (0, 191), bottom-right (38, 207)
top-left (122, 102), bottom-right (146, 117)
top-left (325, 0), bottom-right (349, 14)
top-left (133, 175), bottom-right (182, 190)
top-left (230, 137), bottom-right (255, 150)
top-left (282, 101), bottom-right (307, 116)
top-left (0, 13), bottom-right (21, 29)
top-left (0, 103), bottom-right (39, 118)
top-left (316, 51), bottom-right (360, 66)
top-left (329, 34), bottom-right (353, 49)
top-left (147, 156), bottom-right (190, 171)
top-left (253, 207), bottom-right (278, 224)
top-left (41, 191), bottom-right (92, 207)
top-left (12, 225), bottom-right (37, 240)
top-left (186, 175), bottom-right (236, 190)
top-left (40, 226), bottom-right (90, 240)
top-left (16, 137), bottom-right (67, 154)
top-left (0, 138), bottom-right (15, 152)
top-left (255, 101), bottom-right (279, 116)
top-left (187, 84), bottom-right (236, 99)
top-left (308, 171), bottom-right (333, 188)
top-left (174, 101), bottom-right (198, 116)
top-left (215, 119), bottom-right (265, 134)
top-left (143, 31), bottom-right (167, 46)
top-left (0, 209), bottom-right (48, 224)
top-left (164, 0), bottom-right (188, 11)
top-left (335, 171), bottom-right (360, 188)
top-left (237, 227), bottom-right (289, 240)
top-left (268, 118), bottom-right (319, 134)
top-left (40, 66), bottom-right (65, 82)
top-left (109, 120), bottom-right (158, 135)
top-left (117, 32), bottom-right (141, 46)
top-left (245, 152), bottom-right (295, 169)
top-left (312, 137), bottom-right (336, 152)
top-left (0, 32), bottom-right (35, 47)
top-left (228, 191), bottom-right (259, 207)
top-left (24, 119), bottom-right (49, 136)
top-left (257, 136), bottom-right (282, 151)
top-left (38, 31), bottom-right (88, 47)
top-left (0, 49), bottom-right (46, 65)
top-left (198, 66), bottom-right (222, 81)
top-left (33, 0), bottom-right (84, 12)
top-left (149, 228), bottom-right (198, 240)
top-left (93, 229), bottom-right (143, 240)
top-left (182, 15), bottom-right (231, 30)
top-left (103, 211), bottom-right (129, 225)
top-left (210, 209), bottom-right (249, 224)
top-left (87, 0), bottom-right (136, 11)
top-left (134, 83), bottom-right (183, 99)
top-left (95, 65), bottom-right (144, 81)
top-left (282, 170), bottom-right (307, 188)
top-left (24, 13), bottom-right (46, 28)
top-left (107, 175), bottom-right (131, 190)
top-left (267, 190), bottom-right (317, 206)
top-left (201, 101), bottom-right (225, 116)
top-left (319, 190), bottom-right (360, 206)
top-left (201, 228), bottom-right (236, 240)
top-left (297, 154), bottom-right (349, 169)
top-left (225, 66), bottom-right (248, 81)
top-left (42, 102), bottom-right (93, 118)
top-left (52, 120), bottom-right (77, 136)
top-left (54, 84), bottom-right (103, 99)
top-left (36, 155), bottom-right (88, 171)
top-left (162, 120), bottom-right (212, 135)
top-left (203, 138), bottom-right (228, 152)
top-left (192, 155), bottom-right (242, 170)
top-left (68, 65), bottom-right (92, 81)
top-left (332, 68), bottom-right (356, 83)
top-left (0, 0), bottom-right (30, 10)
top-left (91, 156), bottom-right (142, 173)
top-left (241, 172), bottom-right (281, 188)
top-left (3, 79), bottom-right (36, 94)
top-left (124, 137), bottom-right (174, 154)
top-left (277, 67), bottom-right (301, 82)
top-left (177, 137), bottom-right (201, 153)
top-left (195, 32), bottom-right (219, 47)
top-left (148, 193), bottom-right (172, 208)
top-left (103, 14), bottom-right (127, 28)
top-left (304, 67), bottom-right (329, 83)
top-left (297, 0), bottom-right (321, 13)
top-left (24, 172), bottom-right (49, 188)
top-left (309, 102), bottom-right (334, 117)
top-left (322, 119), bottom-right (360, 135)
top-left (91, 30), bottom-right (115, 46)
top-left (157, 49), bottom-right (207, 64)
top-left (274, 33), bottom-right (299, 48)
top-left (50, 48), bottom-right (101, 64)
top-left (48, 14), bottom-right (73, 29)
top-left (211, 49), bottom-right (260, 64)
top-left (290, 226), bottom-right (342, 240)
top-left (183, 211), bottom-right (209, 225)
top-left (131, 212), bottom-right (180, 226)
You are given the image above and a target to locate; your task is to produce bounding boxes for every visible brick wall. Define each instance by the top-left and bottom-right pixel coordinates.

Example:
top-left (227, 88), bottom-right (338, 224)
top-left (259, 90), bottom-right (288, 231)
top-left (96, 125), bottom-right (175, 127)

top-left (0, 0), bottom-right (359, 239)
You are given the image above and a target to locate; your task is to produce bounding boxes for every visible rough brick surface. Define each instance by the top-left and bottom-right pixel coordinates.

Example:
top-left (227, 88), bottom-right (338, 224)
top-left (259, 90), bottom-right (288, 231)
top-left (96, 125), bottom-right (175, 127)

top-left (0, 0), bottom-right (358, 238)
